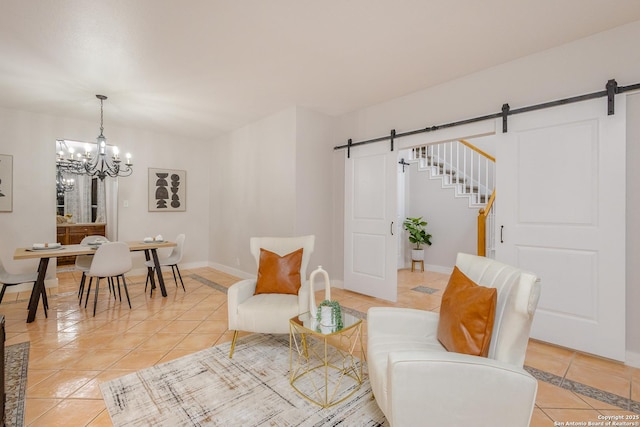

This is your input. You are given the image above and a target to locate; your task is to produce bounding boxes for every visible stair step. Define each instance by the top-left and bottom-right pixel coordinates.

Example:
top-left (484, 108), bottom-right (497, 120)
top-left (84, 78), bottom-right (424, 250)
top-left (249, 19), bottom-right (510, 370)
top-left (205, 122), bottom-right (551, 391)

top-left (416, 140), bottom-right (494, 209)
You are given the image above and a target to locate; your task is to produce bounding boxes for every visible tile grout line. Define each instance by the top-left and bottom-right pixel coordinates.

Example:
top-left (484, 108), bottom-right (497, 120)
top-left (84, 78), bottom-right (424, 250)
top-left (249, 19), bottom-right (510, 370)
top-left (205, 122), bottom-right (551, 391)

top-left (525, 365), bottom-right (637, 414)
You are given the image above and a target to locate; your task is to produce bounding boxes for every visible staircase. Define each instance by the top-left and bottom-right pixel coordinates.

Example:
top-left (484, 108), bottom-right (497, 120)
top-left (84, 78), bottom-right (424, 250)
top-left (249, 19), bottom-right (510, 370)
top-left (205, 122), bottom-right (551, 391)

top-left (407, 140), bottom-right (494, 208)
top-left (406, 139), bottom-right (496, 257)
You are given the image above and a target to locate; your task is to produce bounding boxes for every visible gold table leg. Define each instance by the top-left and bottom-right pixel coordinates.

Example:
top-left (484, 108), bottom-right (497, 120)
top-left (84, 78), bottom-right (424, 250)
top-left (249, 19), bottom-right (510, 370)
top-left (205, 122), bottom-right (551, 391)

top-left (289, 321), bottom-right (363, 408)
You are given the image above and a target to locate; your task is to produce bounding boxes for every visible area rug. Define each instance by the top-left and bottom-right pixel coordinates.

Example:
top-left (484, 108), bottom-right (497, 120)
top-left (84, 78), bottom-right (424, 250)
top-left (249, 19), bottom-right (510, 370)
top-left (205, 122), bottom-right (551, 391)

top-left (5, 341), bottom-right (29, 427)
top-left (101, 334), bottom-right (387, 426)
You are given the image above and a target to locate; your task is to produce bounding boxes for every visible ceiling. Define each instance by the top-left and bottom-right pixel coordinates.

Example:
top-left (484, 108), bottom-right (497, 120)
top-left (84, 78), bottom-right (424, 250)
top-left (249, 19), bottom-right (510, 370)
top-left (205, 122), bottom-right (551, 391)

top-left (1, 0), bottom-right (640, 141)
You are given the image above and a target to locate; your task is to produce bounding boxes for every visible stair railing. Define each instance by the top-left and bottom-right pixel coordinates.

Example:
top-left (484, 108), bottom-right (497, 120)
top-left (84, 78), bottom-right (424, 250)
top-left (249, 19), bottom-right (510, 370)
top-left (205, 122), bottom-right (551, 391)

top-left (477, 190), bottom-right (496, 257)
top-left (410, 139), bottom-right (495, 208)
top-left (409, 139), bottom-right (496, 257)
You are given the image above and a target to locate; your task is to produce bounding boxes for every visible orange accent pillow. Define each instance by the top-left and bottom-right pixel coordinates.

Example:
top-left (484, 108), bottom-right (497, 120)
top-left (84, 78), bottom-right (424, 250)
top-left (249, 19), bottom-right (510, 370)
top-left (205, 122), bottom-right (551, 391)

top-left (437, 266), bottom-right (497, 357)
top-left (254, 248), bottom-right (303, 295)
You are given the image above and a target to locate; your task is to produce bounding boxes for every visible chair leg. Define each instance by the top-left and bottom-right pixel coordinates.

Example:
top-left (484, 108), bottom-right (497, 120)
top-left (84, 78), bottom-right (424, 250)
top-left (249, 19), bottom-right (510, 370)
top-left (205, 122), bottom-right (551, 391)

top-left (78, 273), bottom-right (87, 301)
top-left (174, 265), bottom-right (186, 292)
top-left (229, 330), bottom-right (239, 358)
top-left (170, 265), bottom-right (178, 287)
top-left (108, 277), bottom-right (117, 300)
top-left (92, 277), bottom-right (101, 316)
top-left (84, 277), bottom-right (93, 308)
top-left (0, 284), bottom-right (6, 304)
top-left (121, 275), bottom-right (131, 309)
top-left (145, 268), bottom-right (155, 295)
top-left (115, 276), bottom-right (122, 302)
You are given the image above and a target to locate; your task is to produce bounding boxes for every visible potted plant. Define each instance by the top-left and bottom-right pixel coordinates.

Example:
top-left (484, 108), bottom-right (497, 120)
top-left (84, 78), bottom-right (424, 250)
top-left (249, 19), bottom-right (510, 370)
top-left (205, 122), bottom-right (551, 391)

top-left (403, 216), bottom-right (432, 261)
top-left (317, 299), bottom-right (343, 329)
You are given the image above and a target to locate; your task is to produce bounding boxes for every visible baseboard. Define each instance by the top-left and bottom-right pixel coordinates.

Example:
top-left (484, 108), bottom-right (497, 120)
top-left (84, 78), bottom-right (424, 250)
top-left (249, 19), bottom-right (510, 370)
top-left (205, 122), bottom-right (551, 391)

top-left (425, 264), bottom-right (454, 275)
top-left (401, 263), bottom-right (453, 275)
top-left (204, 262), bottom-right (343, 286)
top-left (625, 350), bottom-right (640, 368)
top-left (208, 262), bottom-right (254, 280)
top-left (330, 279), bottom-right (344, 289)
top-left (128, 261), bottom-right (209, 278)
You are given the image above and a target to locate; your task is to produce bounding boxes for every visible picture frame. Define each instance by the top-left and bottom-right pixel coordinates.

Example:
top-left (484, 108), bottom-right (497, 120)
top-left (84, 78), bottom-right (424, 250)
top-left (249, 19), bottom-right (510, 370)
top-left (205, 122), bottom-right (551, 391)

top-left (0, 154), bottom-right (13, 212)
top-left (148, 168), bottom-right (186, 212)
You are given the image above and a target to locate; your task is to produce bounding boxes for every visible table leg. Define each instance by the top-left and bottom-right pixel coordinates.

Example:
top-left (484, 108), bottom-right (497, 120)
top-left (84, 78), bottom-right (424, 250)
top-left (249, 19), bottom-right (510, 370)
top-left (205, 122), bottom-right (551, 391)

top-left (27, 257), bottom-right (49, 323)
top-left (143, 250), bottom-right (157, 295)
top-left (151, 249), bottom-right (167, 297)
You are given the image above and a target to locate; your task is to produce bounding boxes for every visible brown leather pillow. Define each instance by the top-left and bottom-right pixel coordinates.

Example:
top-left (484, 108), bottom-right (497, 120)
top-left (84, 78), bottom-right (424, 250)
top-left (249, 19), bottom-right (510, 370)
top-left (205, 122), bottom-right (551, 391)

top-left (254, 248), bottom-right (303, 295)
top-left (437, 266), bottom-right (497, 357)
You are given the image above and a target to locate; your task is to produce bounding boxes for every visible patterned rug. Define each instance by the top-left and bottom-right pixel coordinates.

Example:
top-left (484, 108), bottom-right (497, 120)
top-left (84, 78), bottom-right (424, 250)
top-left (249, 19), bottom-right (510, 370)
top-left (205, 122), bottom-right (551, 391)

top-left (5, 341), bottom-right (29, 427)
top-left (101, 334), bottom-right (387, 426)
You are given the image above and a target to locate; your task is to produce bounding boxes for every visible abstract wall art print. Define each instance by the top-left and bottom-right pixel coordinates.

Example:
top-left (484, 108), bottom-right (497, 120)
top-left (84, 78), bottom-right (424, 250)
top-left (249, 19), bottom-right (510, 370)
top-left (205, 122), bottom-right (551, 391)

top-left (0, 155), bottom-right (13, 212)
top-left (148, 168), bottom-right (186, 212)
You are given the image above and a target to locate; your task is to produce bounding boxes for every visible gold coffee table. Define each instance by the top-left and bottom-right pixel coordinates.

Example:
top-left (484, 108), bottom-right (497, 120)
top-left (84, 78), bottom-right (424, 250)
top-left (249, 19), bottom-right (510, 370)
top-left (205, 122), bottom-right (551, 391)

top-left (289, 311), bottom-right (364, 408)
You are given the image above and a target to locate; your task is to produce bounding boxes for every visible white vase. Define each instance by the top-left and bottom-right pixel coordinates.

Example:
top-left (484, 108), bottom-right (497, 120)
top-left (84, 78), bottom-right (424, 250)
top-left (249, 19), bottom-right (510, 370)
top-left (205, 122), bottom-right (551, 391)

top-left (320, 306), bottom-right (334, 326)
top-left (411, 249), bottom-right (424, 261)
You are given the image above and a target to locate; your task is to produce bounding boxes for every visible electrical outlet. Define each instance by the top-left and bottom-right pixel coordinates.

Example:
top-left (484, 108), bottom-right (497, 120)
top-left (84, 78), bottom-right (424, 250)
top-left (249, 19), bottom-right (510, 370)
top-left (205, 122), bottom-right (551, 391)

top-left (235, 257), bottom-right (240, 266)
top-left (123, 200), bottom-right (129, 208)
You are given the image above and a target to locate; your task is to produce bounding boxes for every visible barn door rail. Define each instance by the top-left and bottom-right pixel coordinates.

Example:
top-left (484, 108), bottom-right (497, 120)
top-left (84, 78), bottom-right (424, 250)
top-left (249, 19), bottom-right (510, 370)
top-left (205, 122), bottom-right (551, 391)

top-left (335, 79), bottom-right (640, 157)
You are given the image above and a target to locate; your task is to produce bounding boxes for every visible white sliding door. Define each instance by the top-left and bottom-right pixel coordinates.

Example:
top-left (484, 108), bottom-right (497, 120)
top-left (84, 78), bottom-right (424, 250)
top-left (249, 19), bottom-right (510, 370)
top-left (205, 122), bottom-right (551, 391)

top-left (344, 142), bottom-right (397, 302)
top-left (496, 97), bottom-right (626, 360)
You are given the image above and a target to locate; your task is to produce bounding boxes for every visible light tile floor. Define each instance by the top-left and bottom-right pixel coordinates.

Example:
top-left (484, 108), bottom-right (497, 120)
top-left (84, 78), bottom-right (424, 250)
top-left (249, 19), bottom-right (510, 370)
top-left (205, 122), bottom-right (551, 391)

top-left (0, 267), bottom-right (638, 426)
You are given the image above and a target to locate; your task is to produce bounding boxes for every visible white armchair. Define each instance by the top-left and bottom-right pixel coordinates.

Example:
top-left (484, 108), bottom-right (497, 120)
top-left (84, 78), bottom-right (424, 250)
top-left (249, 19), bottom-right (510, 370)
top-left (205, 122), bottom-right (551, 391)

top-left (367, 253), bottom-right (541, 427)
top-left (227, 235), bottom-right (315, 358)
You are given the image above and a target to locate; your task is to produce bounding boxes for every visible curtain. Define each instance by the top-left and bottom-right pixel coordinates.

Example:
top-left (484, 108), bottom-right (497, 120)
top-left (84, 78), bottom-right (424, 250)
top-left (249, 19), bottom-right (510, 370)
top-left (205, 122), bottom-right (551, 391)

top-left (64, 175), bottom-right (106, 223)
top-left (95, 178), bottom-right (106, 223)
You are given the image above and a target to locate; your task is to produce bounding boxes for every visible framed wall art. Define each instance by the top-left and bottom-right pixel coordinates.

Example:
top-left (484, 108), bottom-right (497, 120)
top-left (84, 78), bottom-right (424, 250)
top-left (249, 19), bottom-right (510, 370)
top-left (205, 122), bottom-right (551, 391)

top-left (0, 154), bottom-right (13, 212)
top-left (148, 168), bottom-right (186, 212)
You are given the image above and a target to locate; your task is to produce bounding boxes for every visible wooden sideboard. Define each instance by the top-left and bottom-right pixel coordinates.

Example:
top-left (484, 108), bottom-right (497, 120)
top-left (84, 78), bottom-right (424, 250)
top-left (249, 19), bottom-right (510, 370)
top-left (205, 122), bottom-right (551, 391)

top-left (56, 223), bottom-right (106, 265)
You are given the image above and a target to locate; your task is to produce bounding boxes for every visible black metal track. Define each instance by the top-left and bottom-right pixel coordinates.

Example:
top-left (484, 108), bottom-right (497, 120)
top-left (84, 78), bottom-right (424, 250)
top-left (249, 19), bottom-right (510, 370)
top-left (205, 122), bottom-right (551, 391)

top-left (334, 79), bottom-right (640, 154)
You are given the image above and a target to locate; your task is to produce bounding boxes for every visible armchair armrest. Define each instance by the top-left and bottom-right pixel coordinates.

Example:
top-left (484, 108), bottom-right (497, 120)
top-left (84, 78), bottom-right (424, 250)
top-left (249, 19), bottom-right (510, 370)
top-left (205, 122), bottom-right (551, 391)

top-left (368, 307), bottom-right (440, 338)
top-left (297, 281), bottom-right (311, 314)
top-left (227, 278), bottom-right (257, 329)
top-left (386, 351), bottom-right (537, 427)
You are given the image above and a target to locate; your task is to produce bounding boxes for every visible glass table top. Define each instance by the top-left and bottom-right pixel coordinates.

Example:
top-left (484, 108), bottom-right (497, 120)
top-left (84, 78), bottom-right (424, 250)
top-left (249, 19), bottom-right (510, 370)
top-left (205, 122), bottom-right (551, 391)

top-left (291, 310), bottom-right (362, 336)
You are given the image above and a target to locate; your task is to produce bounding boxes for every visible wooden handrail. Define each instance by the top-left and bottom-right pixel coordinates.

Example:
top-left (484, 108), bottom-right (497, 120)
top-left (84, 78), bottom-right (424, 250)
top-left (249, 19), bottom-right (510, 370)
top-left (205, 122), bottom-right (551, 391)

top-left (460, 139), bottom-right (496, 162)
top-left (477, 190), bottom-right (496, 256)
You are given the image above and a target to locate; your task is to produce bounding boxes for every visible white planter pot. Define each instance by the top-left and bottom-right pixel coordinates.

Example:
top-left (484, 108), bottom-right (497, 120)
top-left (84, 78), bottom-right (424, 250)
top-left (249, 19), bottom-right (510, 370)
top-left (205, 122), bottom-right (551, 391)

top-left (411, 249), bottom-right (424, 261)
top-left (320, 306), bottom-right (335, 326)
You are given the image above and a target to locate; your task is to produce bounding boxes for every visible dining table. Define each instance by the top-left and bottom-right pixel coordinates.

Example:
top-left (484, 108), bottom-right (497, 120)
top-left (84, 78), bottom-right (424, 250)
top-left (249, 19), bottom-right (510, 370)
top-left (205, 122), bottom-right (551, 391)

top-left (13, 240), bottom-right (177, 323)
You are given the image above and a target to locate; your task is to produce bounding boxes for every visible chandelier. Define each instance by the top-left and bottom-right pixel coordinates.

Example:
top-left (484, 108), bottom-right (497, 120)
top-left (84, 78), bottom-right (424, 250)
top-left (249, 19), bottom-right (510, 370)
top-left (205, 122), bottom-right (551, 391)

top-left (56, 95), bottom-right (133, 181)
top-left (55, 166), bottom-right (75, 197)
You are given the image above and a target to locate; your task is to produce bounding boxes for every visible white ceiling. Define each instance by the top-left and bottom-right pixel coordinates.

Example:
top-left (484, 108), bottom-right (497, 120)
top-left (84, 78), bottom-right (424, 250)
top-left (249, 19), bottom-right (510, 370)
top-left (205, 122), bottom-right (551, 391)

top-left (1, 0), bottom-right (640, 141)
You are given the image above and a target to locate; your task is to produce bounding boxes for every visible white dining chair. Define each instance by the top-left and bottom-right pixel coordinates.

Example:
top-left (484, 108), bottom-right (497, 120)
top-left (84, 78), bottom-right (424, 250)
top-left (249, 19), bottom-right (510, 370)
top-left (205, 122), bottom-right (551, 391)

top-left (84, 242), bottom-right (132, 316)
top-left (0, 257), bottom-right (48, 316)
top-left (76, 235), bottom-right (109, 304)
top-left (144, 234), bottom-right (186, 292)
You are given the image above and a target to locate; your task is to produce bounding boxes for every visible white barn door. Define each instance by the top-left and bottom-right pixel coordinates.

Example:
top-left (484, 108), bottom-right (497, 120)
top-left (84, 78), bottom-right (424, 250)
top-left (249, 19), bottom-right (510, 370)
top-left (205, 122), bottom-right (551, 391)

top-left (496, 97), bottom-right (626, 361)
top-left (344, 142), bottom-right (397, 302)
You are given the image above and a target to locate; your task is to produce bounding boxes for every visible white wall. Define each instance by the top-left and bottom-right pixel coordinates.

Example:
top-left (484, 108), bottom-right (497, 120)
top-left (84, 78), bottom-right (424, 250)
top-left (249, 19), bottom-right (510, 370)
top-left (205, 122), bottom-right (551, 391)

top-left (294, 108), bottom-right (337, 275)
top-left (404, 163), bottom-right (477, 272)
top-left (209, 108), bottom-right (298, 275)
top-left (209, 106), bottom-right (337, 279)
top-left (332, 20), bottom-right (640, 356)
top-left (0, 106), bottom-right (211, 279)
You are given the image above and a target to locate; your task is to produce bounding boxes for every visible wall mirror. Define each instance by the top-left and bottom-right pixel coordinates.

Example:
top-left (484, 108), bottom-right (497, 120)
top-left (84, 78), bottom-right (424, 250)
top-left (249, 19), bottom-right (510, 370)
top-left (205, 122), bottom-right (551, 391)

top-left (55, 139), bottom-right (118, 242)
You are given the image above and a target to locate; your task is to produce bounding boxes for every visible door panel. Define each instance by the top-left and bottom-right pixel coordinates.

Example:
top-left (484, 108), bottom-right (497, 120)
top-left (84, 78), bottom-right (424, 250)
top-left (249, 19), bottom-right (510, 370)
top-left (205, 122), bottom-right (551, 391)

top-left (344, 143), bottom-right (397, 302)
top-left (496, 97), bottom-right (626, 360)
